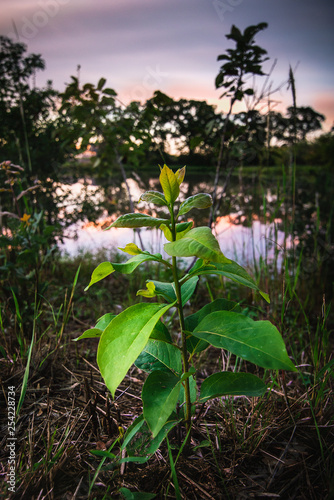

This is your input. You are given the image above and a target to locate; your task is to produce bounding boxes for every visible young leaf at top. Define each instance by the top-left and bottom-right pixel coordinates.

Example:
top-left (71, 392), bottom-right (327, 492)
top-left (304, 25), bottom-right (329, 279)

top-left (175, 166), bottom-right (186, 185)
top-left (164, 226), bottom-right (231, 264)
top-left (192, 310), bottom-right (297, 371)
top-left (178, 193), bottom-right (213, 216)
top-left (105, 213), bottom-right (169, 229)
top-left (97, 302), bottom-right (174, 397)
top-left (139, 190), bottom-right (168, 207)
top-left (159, 164), bottom-right (181, 205)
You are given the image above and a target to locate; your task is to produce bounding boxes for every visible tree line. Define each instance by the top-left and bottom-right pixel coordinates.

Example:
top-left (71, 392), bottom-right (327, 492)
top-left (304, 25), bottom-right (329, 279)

top-left (0, 25), bottom-right (332, 234)
top-left (1, 23), bottom-right (333, 316)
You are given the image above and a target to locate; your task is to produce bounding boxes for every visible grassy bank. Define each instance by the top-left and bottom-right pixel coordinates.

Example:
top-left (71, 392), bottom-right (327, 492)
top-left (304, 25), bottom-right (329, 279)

top-left (1, 241), bottom-right (333, 499)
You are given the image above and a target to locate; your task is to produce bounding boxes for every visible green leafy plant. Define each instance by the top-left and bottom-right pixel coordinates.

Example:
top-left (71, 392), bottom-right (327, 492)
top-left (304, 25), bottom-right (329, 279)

top-left (76, 164), bottom-right (296, 453)
top-left (210, 22), bottom-right (269, 225)
top-left (0, 161), bottom-right (58, 343)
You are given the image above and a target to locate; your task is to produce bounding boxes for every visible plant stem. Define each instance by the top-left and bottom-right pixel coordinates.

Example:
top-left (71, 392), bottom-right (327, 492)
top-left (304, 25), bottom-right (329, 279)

top-left (172, 256), bottom-right (191, 432)
top-left (170, 208), bottom-right (192, 437)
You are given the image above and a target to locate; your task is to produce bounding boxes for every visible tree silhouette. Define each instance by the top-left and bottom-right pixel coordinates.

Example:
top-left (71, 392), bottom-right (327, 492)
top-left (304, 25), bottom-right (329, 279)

top-left (210, 23), bottom-right (269, 225)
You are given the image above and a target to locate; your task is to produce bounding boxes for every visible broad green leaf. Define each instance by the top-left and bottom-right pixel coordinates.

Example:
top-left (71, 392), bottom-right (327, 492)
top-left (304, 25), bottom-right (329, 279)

top-left (185, 298), bottom-right (241, 332)
top-left (150, 321), bottom-right (172, 342)
top-left (97, 302), bottom-right (174, 397)
top-left (150, 276), bottom-right (199, 306)
top-left (74, 313), bottom-right (116, 341)
top-left (73, 311), bottom-right (117, 341)
top-left (199, 372), bottom-right (266, 402)
top-left (105, 213), bottom-right (168, 229)
top-left (150, 280), bottom-right (176, 302)
top-left (160, 221), bottom-right (193, 242)
top-left (74, 328), bottom-right (102, 341)
top-left (85, 262), bottom-right (114, 291)
top-left (159, 165), bottom-right (180, 204)
top-left (176, 221), bottom-right (193, 232)
top-left (96, 313), bottom-right (116, 330)
top-left (185, 298), bottom-right (241, 353)
top-left (135, 339), bottom-right (182, 374)
top-left (136, 281), bottom-right (156, 298)
top-left (119, 243), bottom-right (143, 255)
top-left (85, 254), bottom-right (163, 290)
top-left (111, 254), bottom-right (162, 273)
top-left (142, 370), bottom-right (181, 437)
top-left (180, 276), bottom-right (199, 305)
top-left (139, 190), bottom-right (168, 207)
top-left (193, 311), bottom-right (297, 371)
top-left (175, 221), bottom-right (193, 240)
top-left (164, 227), bottom-right (231, 264)
top-left (178, 193), bottom-right (213, 216)
top-left (189, 260), bottom-right (270, 303)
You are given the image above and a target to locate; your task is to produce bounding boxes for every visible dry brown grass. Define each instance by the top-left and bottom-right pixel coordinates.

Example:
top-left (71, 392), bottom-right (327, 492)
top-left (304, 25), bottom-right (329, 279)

top-left (1, 321), bottom-right (333, 500)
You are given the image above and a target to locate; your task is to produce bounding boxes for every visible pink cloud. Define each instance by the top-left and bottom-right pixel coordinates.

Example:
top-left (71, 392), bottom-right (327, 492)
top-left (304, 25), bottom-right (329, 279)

top-left (312, 93), bottom-right (334, 131)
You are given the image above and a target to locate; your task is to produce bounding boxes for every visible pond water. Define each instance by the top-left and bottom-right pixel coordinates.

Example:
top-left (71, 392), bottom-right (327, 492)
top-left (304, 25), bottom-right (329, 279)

top-left (59, 174), bottom-right (293, 269)
top-left (60, 211), bottom-right (289, 268)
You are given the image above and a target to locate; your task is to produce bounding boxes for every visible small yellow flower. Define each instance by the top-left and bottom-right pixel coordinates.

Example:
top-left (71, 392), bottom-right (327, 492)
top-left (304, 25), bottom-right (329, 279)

top-left (20, 213), bottom-right (31, 226)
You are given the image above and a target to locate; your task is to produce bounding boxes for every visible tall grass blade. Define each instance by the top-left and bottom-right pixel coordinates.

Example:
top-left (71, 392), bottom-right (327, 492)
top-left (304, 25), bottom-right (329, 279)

top-left (166, 437), bottom-right (182, 500)
top-left (16, 295), bottom-right (38, 417)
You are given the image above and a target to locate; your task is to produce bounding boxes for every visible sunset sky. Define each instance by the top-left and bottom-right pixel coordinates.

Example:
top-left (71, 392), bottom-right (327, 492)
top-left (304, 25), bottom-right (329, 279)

top-left (1, 0), bottom-right (334, 130)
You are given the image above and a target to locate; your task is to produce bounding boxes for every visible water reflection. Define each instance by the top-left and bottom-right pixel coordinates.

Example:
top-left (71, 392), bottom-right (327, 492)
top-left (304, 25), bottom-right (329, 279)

top-left (59, 168), bottom-right (333, 306)
top-left (61, 216), bottom-right (289, 267)
top-left (59, 176), bottom-right (291, 268)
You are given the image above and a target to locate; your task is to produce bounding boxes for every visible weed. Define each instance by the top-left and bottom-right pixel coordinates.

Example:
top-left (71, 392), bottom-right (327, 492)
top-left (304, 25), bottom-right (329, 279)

top-left (77, 165), bottom-right (296, 470)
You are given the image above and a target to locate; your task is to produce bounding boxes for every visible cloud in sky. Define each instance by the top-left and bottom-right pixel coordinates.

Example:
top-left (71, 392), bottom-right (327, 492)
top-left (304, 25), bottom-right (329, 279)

top-left (1, 0), bottom-right (334, 129)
